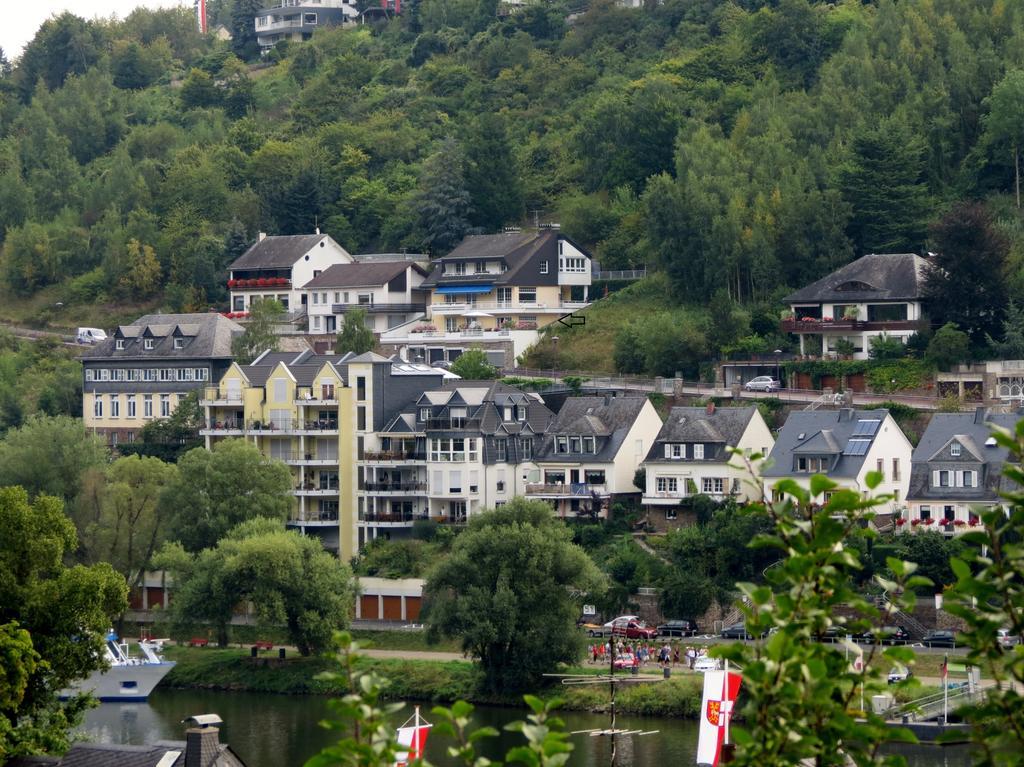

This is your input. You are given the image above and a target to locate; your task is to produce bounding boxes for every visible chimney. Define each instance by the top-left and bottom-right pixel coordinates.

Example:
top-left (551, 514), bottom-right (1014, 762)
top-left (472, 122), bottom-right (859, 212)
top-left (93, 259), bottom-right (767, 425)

top-left (258, 231), bottom-right (267, 242)
top-left (839, 408), bottom-right (854, 422)
top-left (974, 406), bottom-right (988, 425)
top-left (706, 401), bottom-right (715, 415)
top-left (315, 226), bottom-right (321, 235)
top-left (183, 715), bottom-right (223, 767)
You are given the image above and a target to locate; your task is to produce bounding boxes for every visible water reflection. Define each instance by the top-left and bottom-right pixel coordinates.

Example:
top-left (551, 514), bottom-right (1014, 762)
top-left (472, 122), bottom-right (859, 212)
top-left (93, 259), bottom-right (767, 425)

top-left (77, 689), bottom-right (975, 767)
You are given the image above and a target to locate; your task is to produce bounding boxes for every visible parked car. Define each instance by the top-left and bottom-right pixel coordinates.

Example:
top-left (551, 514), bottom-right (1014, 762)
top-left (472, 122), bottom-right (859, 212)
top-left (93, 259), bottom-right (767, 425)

top-left (580, 622), bottom-right (605, 637)
top-left (694, 656), bottom-right (722, 672)
top-left (609, 617), bottom-right (658, 640)
top-left (657, 620), bottom-right (699, 637)
top-left (997, 628), bottom-right (1021, 649)
top-left (922, 630), bottom-right (957, 648)
top-left (720, 622), bottom-right (754, 640)
top-left (613, 652), bottom-right (636, 670)
top-left (858, 626), bottom-right (911, 645)
top-left (76, 327), bottom-right (107, 345)
top-left (887, 664), bottom-right (913, 685)
top-left (744, 376), bottom-right (781, 393)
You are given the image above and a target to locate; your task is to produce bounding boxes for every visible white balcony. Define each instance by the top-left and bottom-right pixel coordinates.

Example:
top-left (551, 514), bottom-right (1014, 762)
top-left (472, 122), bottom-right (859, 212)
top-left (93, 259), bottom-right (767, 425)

top-left (284, 453), bottom-right (339, 466)
top-left (292, 486), bottom-right (340, 497)
top-left (430, 301), bottom-right (561, 315)
top-left (525, 483), bottom-right (608, 497)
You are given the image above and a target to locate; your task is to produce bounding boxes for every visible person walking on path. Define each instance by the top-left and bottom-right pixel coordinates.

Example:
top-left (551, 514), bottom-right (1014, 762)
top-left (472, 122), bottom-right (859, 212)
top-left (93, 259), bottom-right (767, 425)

top-left (673, 645), bottom-right (680, 666)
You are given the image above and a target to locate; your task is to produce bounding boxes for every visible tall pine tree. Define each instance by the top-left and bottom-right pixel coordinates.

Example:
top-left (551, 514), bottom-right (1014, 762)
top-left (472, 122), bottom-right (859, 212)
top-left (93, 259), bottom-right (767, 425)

top-left (464, 114), bottom-right (524, 232)
top-left (413, 137), bottom-right (473, 255)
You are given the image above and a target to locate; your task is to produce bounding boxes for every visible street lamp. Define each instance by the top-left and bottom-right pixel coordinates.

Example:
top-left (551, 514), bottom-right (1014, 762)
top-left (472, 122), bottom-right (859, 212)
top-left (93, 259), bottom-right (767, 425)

top-left (551, 336), bottom-right (560, 383)
top-left (774, 349), bottom-right (782, 388)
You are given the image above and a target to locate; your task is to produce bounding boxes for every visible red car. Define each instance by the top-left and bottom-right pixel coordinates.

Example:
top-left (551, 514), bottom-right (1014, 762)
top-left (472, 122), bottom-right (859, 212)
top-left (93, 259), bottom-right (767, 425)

top-left (610, 618), bottom-right (657, 640)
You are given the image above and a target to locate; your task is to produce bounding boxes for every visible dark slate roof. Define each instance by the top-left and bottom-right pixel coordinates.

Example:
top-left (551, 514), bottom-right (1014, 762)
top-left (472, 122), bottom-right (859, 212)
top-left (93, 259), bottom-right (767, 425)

top-left (302, 261), bottom-right (425, 289)
top-left (763, 408), bottom-right (892, 479)
top-left (644, 406), bottom-right (756, 464)
top-left (244, 352), bottom-right (343, 387)
top-left (229, 234), bottom-right (327, 270)
top-left (784, 253), bottom-right (928, 304)
top-left (81, 314), bottom-right (242, 361)
top-left (8, 741), bottom-right (246, 767)
top-left (536, 397), bottom-right (649, 463)
top-left (906, 409), bottom-right (1020, 502)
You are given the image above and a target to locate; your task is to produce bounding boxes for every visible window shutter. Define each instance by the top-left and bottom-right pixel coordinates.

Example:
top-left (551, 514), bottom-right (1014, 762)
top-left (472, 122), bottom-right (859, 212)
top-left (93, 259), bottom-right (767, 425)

top-left (932, 470), bottom-right (939, 487)
top-left (664, 444), bottom-right (671, 459)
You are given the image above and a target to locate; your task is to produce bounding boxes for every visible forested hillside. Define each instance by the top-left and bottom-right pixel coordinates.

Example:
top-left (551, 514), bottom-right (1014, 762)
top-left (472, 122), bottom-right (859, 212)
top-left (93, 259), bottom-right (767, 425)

top-left (0, 0), bottom-right (1022, 339)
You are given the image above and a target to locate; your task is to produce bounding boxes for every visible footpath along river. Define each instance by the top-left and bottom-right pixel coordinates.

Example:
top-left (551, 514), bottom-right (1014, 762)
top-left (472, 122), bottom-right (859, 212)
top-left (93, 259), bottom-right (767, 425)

top-left (79, 688), bottom-right (975, 767)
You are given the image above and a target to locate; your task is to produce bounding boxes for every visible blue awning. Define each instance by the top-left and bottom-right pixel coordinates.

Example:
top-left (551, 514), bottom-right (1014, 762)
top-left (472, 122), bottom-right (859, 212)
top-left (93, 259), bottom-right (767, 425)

top-left (435, 285), bottom-right (493, 295)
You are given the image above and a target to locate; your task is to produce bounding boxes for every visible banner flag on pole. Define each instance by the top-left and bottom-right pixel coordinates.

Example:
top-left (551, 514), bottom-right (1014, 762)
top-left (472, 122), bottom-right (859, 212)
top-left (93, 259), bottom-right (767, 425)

top-left (395, 707), bottom-right (431, 767)
top-left (697, 669), bottom-right (742, 766)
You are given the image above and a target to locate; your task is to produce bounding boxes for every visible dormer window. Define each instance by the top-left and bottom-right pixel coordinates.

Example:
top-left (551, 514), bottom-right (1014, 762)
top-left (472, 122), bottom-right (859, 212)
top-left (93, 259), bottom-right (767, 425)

top-left (504, 406), bottom-right (513, 421)
top-left (583, 436), bottom-right (595, 453)
top-left (540, 260), bottom-right (549, 274)
top-left (556, 436), bottom-right (568, 453)
top-left (950, 442), bottom-right (961, 457)
top-left (694, 444), bottom-right (705, 460)
top-left (419, 407), bottom-right (430, 422)
top-left (569, 436), bottom-right (582, 452)
top-left (174, 338), bottom-right (185, 349)
top-left (116, 340), bottom-right (125, 350)
top-left (664, 444), bottom-right (686, 460)
top-left (475, 261), bottom-right (487, 273)
top-left (144, 339), bottom-right (154, 350)
top-left (454, 262), bottom-right (466, 276)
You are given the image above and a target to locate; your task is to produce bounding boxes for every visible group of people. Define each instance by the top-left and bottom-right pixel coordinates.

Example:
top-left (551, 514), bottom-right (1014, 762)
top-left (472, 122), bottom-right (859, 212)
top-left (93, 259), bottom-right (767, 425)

top-left (587, 641), bottom-right (710, 669)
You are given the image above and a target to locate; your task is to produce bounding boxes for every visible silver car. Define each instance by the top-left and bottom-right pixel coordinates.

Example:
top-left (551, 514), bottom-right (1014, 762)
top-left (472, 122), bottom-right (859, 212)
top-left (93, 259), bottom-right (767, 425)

top-left (744, 376), bottom-right (781, 393)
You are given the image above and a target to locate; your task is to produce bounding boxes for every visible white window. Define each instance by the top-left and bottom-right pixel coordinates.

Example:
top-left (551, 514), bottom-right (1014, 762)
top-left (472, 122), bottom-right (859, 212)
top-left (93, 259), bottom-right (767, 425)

top-left (143, 395), bottom-right (153, 418)
top-left (144, 338), bottom-right (154, 350)
top-left (449, 470), bottom-right (462, 493)
top-left (520, 438), bottom-right (532, 460)
top-left (93, 397), bottom-right (103, 418)
top-left (116, 339), bottom-right (125, 350)
top-left (519, 288), bottom-right (536, 303)
top-left (961, 471), bottom-right (976, 488)
top-left (469, 470), bottom-right (479, 493)
top-left (127, 398), bottom-right (136, 419)
top-left (313, 293), bottom-right (319, 305)
top-left (496, 439), bottom-right (507, 462)
top-left (569, 436), bottom-right (582, 453)
top-left (269, 439), bottom-right (290, 460)
top-left (583, 436), bottom-right (595, 453)
top-left (314, 316), bottom-right (321, 330)
top-left (274, 379), bottom-right (287, 402)
top-left (419, 408), bottom-right (431, 422)
top-left (85, 369), bottom-right (94, 381)
top-left (556, 436), bottom-right (568, 453)
top-left (173, 338), bottom-right (184, 349)
top-left (950, 442), bottom-right (961, 457)
top-left (694, 444), bottom-right (704, 460)
top-left (702, 477), bottom-right (724, 494)
top-left (656, 477), bottom-right (677, 493)
top-left (160, 395), bottom-right (170, 417)
top-left (110, 396), bottom-right (119, 418)
top-left (160, 369), bottom-right (174, 382)
top-left (937, 470), bottom-right (951, 487)
top-left (144, 369), bottom-right (157, 381)
top-left (454, 262), bottom-right (466, 276)
top-left (540, 260), bottom-right (549, 274)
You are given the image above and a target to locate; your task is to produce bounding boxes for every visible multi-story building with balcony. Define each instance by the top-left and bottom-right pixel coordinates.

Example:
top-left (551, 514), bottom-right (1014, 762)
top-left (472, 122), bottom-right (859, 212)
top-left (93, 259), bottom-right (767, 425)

top-left (200, 350), bottom-right (445, 558)
top-left (357, 382), bottom-right (554, 546)
top-left (379, 228), bottom-right (593, 368)
top-left (905, 407), bottom-right (1019, 534)
top-left (762, 408), bottom-right (912, 514)
top-left (303, 261), bottom-right (429, 336)
top-left (531, 396), bottom-right (662, 518)
top-left (227, 232), bottom-right (353, 316)
top-left (255, 1), bottom-right (358, 51)
top-left (82, 313), bottom-right (243, 447)
top-left (783, 253), bottom-right (929, 360)
top-left (641, 404), bottom-right (774, 529)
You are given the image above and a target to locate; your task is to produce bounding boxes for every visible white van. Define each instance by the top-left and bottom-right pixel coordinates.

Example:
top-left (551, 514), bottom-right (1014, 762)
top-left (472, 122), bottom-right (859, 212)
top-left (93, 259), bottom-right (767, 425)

top-left (76, 328), bottom-right (108, 345)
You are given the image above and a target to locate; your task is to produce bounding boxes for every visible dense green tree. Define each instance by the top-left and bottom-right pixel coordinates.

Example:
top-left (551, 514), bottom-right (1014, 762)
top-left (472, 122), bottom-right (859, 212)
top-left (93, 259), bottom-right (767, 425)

top-left (923, 201), bottom-right (1009, 344)
top-left (0, 487), bottom-right (127, 756)
top-left (926, 322), bottom-right (971, 371)
top-left (179, 68), bottom-right (220, 111)
top-left (231, 0), bottom-right (265, 60)
top-left (0, 415), bottom-right (107, 502)
top-left (462, 114), bottom-right (524, 231)
top-left (335, 309), bottom-right (376, 355)
top-left (15, 13), bottom-right (106, 99)
top-left (412, 137), bottom-right (473, 255)
top-left (163, 438), bottom-right (292, 552)
top-left (449, 348), bottom-right (497, 379)
top-left (838, 117), bottom-right (930, 255)
top-left (423, 498), bottom-right (604, 691)
top-left (231, 299), bottom-right (286, 363)
top-left (983, 70), bottom-right (1024, 208)
top-left (158, 520), bottom-right (355, 653)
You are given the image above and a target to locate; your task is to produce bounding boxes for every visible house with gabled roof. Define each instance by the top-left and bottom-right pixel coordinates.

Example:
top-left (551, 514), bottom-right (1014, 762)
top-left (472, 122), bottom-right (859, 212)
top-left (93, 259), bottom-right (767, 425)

top-left (81, 313), bottom-right (243, 447)
top-left (227, 232), bottom-right (353, 315)
top-left (641, 404), bottom-right (774, 529)
top-left (302, 260), bottom-right (429, 335)
top-left (531, 396), bottom-right (662, 519)
top-left (762, 408), bottom-right (912, 514)
top-left (905, 407), bottom-right (1020, 534)
top-left (783, 253), bottom-right (930, 360)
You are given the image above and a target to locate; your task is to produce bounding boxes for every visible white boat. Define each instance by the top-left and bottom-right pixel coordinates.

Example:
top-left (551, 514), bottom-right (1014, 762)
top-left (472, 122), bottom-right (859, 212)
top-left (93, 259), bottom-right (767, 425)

top-left (61, 633), bottom-right (176, 702)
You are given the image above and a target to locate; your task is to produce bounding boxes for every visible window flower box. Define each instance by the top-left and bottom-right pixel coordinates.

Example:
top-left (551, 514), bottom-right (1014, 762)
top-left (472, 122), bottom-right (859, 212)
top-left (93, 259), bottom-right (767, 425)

top-left (895, 517), bottom-right (906, 526)
top-left (227, 279), bottom-right (237, 288)
top-left (953, 519), bottom-right (966, 527)
top-left (911, 518), bottom-right (921, 527)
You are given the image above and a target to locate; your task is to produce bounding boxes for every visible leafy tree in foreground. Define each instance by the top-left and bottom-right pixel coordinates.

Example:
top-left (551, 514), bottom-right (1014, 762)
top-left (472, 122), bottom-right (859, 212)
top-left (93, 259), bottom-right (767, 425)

top-left (717, 472), bottom-right (925, 766)
top-left (163, 438), bottom-right (292, 552)
top-left (423, 498), bottom-right (605, 692)
top-left (231, 298), bottom-right (285, 364)
top-left (158, 519), bottom-right (355, 654)
top-left (0, 415), bottom-right (107, 502)
top-left (923, 201), bottom-right (1009, 344)
top-left (0, 487), bottom-right (127, 757)
top-left (449, 348), bottom-right (496, 380)
top-left (335, 308), bottom-right (376, 355)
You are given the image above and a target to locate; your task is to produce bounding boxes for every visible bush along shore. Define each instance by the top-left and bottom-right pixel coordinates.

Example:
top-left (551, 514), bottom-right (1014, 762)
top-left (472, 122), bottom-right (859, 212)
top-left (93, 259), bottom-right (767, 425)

top-left (160, 646), bottom-right (708, 717)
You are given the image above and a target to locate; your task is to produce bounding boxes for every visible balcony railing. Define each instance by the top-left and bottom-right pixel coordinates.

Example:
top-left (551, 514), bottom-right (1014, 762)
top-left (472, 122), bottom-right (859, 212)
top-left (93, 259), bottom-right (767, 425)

top-left (284, 453), bottom-right (339, 465)
top-left (289, 510), bottom-right (339, 524)
top-left (358, 512), bottom-right (429, 525)
top-left (410, 327), bottom-right (511, 338)
top-left (202, 419), bottom-right (341, 434)
top-left (525, 483), bottom-right (608, 497)
top-left (362, 450), bottom-right (426, 462)
top-left (434, 515), bottom-right (468, 525)
top-left (781, 318), bottom-right (928, 333)
top-left (228, 277), bottom-right (292, 289)
top-left (332, 302), bottom-right (426, 314)
top-left (201, 388), bottom-right (243, 405)
top-left (363, 482), bottom-right (428, 493)
top-left (293, 483), bottom-right (340, 495)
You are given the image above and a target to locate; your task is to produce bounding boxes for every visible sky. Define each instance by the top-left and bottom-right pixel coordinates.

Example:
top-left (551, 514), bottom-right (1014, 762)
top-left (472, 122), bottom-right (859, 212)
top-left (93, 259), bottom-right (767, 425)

top-left (3, 1), bottom-right (191, 59)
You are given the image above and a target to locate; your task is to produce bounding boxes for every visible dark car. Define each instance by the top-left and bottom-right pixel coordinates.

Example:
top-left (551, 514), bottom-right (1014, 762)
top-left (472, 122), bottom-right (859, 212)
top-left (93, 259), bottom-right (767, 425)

top-left (922, 630), bottom-right (957, 648)
top-left (657, 620), bottom-right (699, 637)
top-left (720, 622), bottom-right (754, 640)
top-left (858, 626), bottom-right (911, 645)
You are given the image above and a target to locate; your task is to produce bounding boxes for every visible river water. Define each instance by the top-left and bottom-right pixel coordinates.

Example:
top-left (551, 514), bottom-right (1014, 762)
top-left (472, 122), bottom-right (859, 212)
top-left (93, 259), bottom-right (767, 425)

top-left (79, 688), bottom-right (975, 767)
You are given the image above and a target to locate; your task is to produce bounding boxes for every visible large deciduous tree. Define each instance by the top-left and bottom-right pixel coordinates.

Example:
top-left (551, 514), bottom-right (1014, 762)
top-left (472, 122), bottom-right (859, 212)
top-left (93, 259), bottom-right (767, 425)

top-left (923, 201), bottom-right (1009, 344)
top-left (983, 70), bottom-right (1024, 209)
top-left (0, 415), bottom-right (107, 502)
top-left (158, 519), bottom-right (354, 653)
top-left (231, 298), bottom-right (285, 364)
top-left (335, 308), bottom-right (376, 355)
top-left (423, 498), bottom-right (604, 692)
top-left (0, 487), bottom-right (127, 756)
top-left (448, 348), bottom-right (496, 380)
top-left (163, 439), bottom-right (292, 552)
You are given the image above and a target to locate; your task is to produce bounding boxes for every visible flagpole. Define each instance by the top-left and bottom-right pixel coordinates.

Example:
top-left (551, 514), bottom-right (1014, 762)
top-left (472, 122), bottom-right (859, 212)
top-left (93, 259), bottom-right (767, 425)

top-left (724, 659), bottom-right (730, 747)
top-left (942, 655), bottom-right (948, 725)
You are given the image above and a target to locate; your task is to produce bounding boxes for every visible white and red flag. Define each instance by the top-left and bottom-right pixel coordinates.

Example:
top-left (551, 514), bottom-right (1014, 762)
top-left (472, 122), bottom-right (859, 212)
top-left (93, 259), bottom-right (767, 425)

top-left (697, 669), bottom-right (742, 766)
top-left (395, 707), bottom-right (431, 767)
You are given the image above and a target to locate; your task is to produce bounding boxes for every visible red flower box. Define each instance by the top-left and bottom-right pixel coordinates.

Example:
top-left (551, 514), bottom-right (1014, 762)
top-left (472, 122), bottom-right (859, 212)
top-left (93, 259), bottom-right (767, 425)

top-left (953, 519), bottom-right (966, 527)
top-left (227, 279), bottom-right (236, 288)
top-left (968, 518), bottom-right (980, 527)
top-left (278, 277), bottom-right (289, 286)
top-left (256, 278), bottom-right (267, 287)
top-left (911, 518), bottom-right (921, 526)
top-left (895, 518), bottom-right (906, 526)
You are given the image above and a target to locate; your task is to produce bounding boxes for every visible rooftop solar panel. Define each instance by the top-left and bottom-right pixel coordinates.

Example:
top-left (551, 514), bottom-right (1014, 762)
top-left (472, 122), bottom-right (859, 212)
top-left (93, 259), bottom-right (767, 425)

top-left (843, 439), bottom-right (871, 456)
top-left (852, 419), bottom-right (881, 436)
